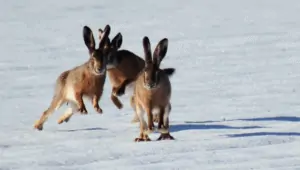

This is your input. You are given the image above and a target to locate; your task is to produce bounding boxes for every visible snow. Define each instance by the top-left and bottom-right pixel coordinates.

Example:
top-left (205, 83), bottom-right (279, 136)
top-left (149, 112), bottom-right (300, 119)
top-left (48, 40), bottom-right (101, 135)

top-left (1, 0), bottom-right (300, 169)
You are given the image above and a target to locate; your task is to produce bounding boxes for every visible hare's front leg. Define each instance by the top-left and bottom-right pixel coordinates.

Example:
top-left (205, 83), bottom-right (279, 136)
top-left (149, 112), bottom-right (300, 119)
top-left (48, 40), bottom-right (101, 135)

top-left (93, 94), bottom-right (103, 114)
top-left (74, 93), bottom-right (88, 114)
top-left (144, 107), bottom-right (154, 135)
top-left (111, 87), bottom-right (123, 109)
top-left (115, 79), bottom-right (133, 96)
top-left (157, 104), bottom-right (174, 140)
top-left (134, 104), bottom-right (151, 142)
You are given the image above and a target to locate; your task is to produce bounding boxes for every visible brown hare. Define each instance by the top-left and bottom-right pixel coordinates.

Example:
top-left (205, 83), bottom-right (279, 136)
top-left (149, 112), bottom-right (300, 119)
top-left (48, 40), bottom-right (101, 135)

top-left (33, 25), bottom-right (111, 131)
top-left (98, 28), bottom-right (176, 116)
top-left (132, 36), bottom-right (175, 142)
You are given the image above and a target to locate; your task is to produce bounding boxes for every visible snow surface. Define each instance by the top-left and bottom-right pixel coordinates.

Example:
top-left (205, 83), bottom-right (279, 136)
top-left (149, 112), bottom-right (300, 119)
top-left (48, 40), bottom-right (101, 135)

top-left (1, 0), bottom-right (300, 169)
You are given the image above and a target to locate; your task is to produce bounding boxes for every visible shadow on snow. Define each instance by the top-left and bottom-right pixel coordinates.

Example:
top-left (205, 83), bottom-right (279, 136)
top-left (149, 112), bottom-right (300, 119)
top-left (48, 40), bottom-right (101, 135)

top-left (170, 124), bottom-right (263, 133)
top-left (185, 116), bottom-right (300, 124)
top-left (235, 116), bottom-right (300, 122)
top-left (57, 127), bottom-right (107, 132)
top-left (226, 132), bottom-right (300, 137)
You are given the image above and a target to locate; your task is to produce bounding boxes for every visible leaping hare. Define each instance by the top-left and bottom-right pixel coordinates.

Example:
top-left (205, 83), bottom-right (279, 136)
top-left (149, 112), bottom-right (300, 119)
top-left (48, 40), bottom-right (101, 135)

top-left (132, 36), bottom-right (175, 142)
top-left (98, 28), bottom-right (176, 116)
top-left (33, 25), bottom-right (111, 131)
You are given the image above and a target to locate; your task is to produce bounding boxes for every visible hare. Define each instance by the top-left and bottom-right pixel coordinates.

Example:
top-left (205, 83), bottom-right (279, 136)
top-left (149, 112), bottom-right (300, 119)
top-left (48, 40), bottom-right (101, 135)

top-left (132, 36), bottom-right (175, 142)
top-left (33, 25), bottom-right (111, 131)
top-left (97, 28), bottom-right (176, 115)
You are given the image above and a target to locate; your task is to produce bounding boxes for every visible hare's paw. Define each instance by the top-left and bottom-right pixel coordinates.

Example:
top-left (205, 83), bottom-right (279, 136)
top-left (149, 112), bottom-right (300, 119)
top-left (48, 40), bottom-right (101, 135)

top-left (157, 133), bottom-right (174, 141)
top-left (116, 86), bottom-right (126, 96)
top-left (57, 115), bottom-right (71, 124)
top-left (78, 106), bottom-right (88, 114)
top-left (33, 120), bottom-right (43, 131)
top-left (94, 105), bottom-right (103, 114)
top-left (134, 136), bottom-right (151, 142)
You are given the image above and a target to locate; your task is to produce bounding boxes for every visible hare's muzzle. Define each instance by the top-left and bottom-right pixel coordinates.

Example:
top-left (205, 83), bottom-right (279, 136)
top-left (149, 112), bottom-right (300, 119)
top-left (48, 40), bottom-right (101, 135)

top-left (97, 67), bottom-right (106, 74)
top-left (144, 82), bottom-right (157, 90)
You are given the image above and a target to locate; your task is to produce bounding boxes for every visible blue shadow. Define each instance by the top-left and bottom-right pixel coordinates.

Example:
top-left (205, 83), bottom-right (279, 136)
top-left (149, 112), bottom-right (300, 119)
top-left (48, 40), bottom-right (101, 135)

top-left (236, 116), bottom-right (300, 122)
top-left (170, 124), bottom-right (263, 133)
top-left (58, 127), bottom-right (107, 132)
top-left (185, 116), bottom-right (300, 124)
top-left (226, 132), bottom-right (300, 138)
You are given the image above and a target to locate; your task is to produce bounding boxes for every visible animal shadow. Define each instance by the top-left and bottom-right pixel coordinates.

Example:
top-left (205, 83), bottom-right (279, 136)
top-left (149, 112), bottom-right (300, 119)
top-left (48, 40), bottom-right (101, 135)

top-left (58, 127), bottom-right (107, 132)
top-left (170, 123), bottom-right (263, 133)
top-left (226, 132), bottom-right (300, 138)
top-left (185, 116), bottom-right (300, 124)
top-left (235, 116), bottom-right (300, 122)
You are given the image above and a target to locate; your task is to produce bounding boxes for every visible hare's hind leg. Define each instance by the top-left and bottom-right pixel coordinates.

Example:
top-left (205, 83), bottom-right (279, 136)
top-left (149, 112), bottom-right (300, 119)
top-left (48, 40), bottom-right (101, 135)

top-left (130, 96), bottom-right (139, 123)
top-left (34, 95), bottom-right (65, 131)
top-left (57, 101), bottom-right (77, 124)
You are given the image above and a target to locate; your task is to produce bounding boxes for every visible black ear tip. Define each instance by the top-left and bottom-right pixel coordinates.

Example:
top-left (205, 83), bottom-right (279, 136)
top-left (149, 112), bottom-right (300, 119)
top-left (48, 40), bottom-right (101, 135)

top-left (83, 25), bottom-right (90, 31)
top-left (83, 26), bottom-right (92, 36)
top-left (162, 38), bottom-right (169, 44)
top-left (143, 36), bottom-right (150, 46)
top-left (104, 24), bottom-right (111, 31)
top-left (143, 36), bottom-right (149, 41)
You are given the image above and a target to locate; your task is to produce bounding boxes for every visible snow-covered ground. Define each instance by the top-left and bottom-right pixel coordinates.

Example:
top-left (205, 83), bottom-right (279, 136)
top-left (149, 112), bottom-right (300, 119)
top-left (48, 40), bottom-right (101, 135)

top-left (1, 0), bottom-right (300, 169)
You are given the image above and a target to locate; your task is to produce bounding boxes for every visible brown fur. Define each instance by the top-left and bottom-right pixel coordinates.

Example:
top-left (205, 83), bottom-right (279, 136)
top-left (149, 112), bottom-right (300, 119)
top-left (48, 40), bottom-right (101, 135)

top-left (33, 25), bottom-right (111, 131)
top-left (107, 50), bottom-right (145, 109)
top-left (132, 36), bottom-right (175, 142)
top-left (98, 29), bottom-right (176, 111)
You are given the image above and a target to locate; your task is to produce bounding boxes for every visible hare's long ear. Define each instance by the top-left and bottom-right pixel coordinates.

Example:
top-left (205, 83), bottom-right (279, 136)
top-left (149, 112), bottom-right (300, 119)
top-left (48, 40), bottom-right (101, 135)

top-left (143, 36), bottom-right (152, 66)
top-left (83, 26), bottom-right (96, 52)
top-left (98, 28), bottom-right (110, 48)
top-left (111, 33), bottom-right (123, 49)
top-left (153, 38), bottom-right (168, 68)
top-left (98, 28), bottom-right (103, 40)
top-left (99, 24), bottom-right (111, 48)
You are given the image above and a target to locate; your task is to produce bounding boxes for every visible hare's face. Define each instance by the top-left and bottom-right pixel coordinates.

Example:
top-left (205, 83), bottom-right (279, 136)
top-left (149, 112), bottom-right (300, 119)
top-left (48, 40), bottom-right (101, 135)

top-left (89, 50), bottom-right (107, 75)
top-left (143, 65), bottom-right (159, 89)
top-left (83, 25), bottom-right (112, 75)
top-left (105, 45), bottom-right (119, 67)
top-left (98, 32), bottom-right (123, 69)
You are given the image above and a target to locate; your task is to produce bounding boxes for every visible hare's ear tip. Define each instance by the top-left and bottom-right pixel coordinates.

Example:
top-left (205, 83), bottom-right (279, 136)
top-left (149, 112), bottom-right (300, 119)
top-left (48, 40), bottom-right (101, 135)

top-left (104, 24), bottom-right (111, 29)
top-left (143, 36), bottom-right (150, 42)
top-left (83, 26), bottom-right (92, 35)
